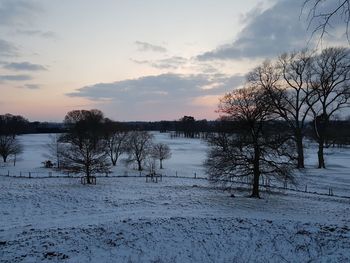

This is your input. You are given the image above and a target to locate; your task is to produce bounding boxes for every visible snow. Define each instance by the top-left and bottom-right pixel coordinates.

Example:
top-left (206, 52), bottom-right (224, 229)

top-left (0, 133), bottom-right (350, 262)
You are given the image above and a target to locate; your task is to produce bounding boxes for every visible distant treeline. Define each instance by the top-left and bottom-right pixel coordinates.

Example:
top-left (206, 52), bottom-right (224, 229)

top-left (1, 113), bottom-right (350, 146)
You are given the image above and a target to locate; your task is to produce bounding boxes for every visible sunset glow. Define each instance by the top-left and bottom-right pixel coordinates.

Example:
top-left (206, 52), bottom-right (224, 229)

top-left (0, 0), bottom-right (347, 121)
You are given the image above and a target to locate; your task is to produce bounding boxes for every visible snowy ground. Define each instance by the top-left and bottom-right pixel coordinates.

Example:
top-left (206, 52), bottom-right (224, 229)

top-left (0, 133), bottom-right (350, 262)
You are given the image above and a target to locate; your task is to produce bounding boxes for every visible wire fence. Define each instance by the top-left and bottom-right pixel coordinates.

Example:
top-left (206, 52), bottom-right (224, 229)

top-left (0, 169), bottom-right (349, 199)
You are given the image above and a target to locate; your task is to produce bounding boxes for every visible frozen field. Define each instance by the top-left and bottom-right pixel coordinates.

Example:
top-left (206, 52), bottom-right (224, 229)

top-left (0, 133), bottom-right (350, 262)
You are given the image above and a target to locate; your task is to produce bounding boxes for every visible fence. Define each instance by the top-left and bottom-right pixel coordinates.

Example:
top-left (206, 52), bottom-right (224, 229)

top-left (0, 169), bottom-right (348, 199)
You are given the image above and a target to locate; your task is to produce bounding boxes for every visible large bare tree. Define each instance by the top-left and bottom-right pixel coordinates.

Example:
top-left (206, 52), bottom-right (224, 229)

top-left (105, 129), bottom-right (128, 166)
top-left (276, 50), bottom-right (316, 168)
top-left (256, 51), bottom-right (315, 168)
top-left (60, 109), bottom-right (110, 183)
top-left (308, 47), bottom-right (350, 168)
top-left (126, 131), bottom-right (154, 171)
top-left (206, 86), bottom-right (295, 198)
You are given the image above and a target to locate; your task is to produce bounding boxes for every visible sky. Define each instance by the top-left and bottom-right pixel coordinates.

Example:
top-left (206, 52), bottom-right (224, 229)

top-left (0, 0), bottom-right (348, 122)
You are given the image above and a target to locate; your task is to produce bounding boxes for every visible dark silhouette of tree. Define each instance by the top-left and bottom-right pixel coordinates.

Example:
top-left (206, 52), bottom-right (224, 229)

top-left (206, 85), bottom-right (296, 198)
top-left (275, 50), bottom-right (316, 168)
top-left (255, 51), bottom-right (315, 169)
top-left (60, 109), bottom-right (110, 183)
top-left (0, 114), bottom-right (26, 166)
top-left (126, 131), bottom-right (154, 171)
top-left (0, 114), bottom-right (28, 137)
top-left (179, 116), bottom-right (196, 138)
top-left (304, 0), bottom-right (350, 42)
top-left (151, 143), bottom-right (171, 169)
top-left (104, 120), bottom-right (128, 166)
top-left (307, 47), bottom-right (350, 168)
top-left (0, 135), bottom-right (22, 164)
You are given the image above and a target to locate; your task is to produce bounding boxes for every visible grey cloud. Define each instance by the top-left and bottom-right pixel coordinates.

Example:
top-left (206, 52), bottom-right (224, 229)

top-left (0, 74), bottom-right (32, 81)
top-left (135, 41), bottom-right (167, 53)
top-left (4, 62), bottom-right (47, 71)
top-left (68, 73), bottom-right (243, 100)
top-left (132, 56), bottom-right (187, 69)
top-left (238, 3), bottom-right (264, 25)
top-left (197, 0), bottom-right (345, 61)
top-left (0, 39), bottom-right (18, 57)
top-left (68, 74), bottom-right (210, 100)
top-left (15, 29), bottom-right (56, 39)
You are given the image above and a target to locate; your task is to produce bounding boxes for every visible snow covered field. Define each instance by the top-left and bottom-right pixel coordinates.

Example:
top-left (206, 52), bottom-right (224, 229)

top-left (0, 133), bottom-right (350, 262)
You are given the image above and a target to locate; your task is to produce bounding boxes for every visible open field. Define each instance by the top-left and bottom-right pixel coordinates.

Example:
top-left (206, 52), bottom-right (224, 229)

top-left (1, 133), bottom-right (350, 262)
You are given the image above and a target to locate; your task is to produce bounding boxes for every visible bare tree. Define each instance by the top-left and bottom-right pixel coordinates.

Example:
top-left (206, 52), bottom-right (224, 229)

top-left (151, 143), bottom-right (171, 169)
top-left (105, 130), bottom-right (128, 166)
top-left (0, 114), bottom-right (28, 138)
top-left (126, 131), bottom-right (154, 171)
top-left (206, 86), bottom-right (295, 198)
top-left (0, 135), bottom-right (22, 164)
top-left (0, 114), bottom-right (27, 166)
top-left (307, 47), bottom-right (350, 168)
top-left (275, 50), bottom-right (316, 168)
top-left (60, 138), bottom-right (110, 181)
top-left (303, 0), bottom-right (350, 42)
top-left (60, 109), bottom-right (110, 183)
top-left (257, 51), bottom-right (315, 168)
top-left (102, 119), bottom-right (129, 166)
top-left (44, 134), bottom-right (63, 168)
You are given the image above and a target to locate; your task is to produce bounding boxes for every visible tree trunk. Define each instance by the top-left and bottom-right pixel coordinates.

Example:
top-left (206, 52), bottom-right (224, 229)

top-left (86, 165), bottom-right (91, 184)
top-left (160, 159), bottom-right (163, 169)
top-left (56, 149), bottom-right (60, 169)
top-left (295, 133), bottom-right (305, 169)
top-left (317, 141), bottom-right (326, 168)
top-left (137, 160), bottom-right (142, 171)
top-left (251, 145), bottom-right (261, 198)
top-left (3, 155), bottom-right (7, 162)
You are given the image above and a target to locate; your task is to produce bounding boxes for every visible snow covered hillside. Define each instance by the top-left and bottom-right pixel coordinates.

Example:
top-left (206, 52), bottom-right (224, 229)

top-left (0, 133), bottom-right (349, 262)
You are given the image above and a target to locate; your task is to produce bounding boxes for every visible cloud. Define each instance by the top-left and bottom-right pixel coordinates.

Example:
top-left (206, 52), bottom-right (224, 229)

top-left (131, 56), bottom-right (187, 69)
top-left (15, 29), bottom-right (56, 39)
top-left (0, 0), bottom-right (40, 26)
top-left (238, 2), bottom-right (265, 25)
top-left (66, 73), bottom-right (244, 120)
top-left (135, 41), bottom-right (167, 53)
top-left (0, 74), bottom-right (32, 81)
top-left (3, 62), bottom-right (47, 71)
top-left (19, 84), bottom-right (40, 89)
top-left (0, 39), bottom-right (18, 57)
top-left (68, 73), bottom-right (243, 100)
top-left (197, 0), bottom-right (347, 61)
